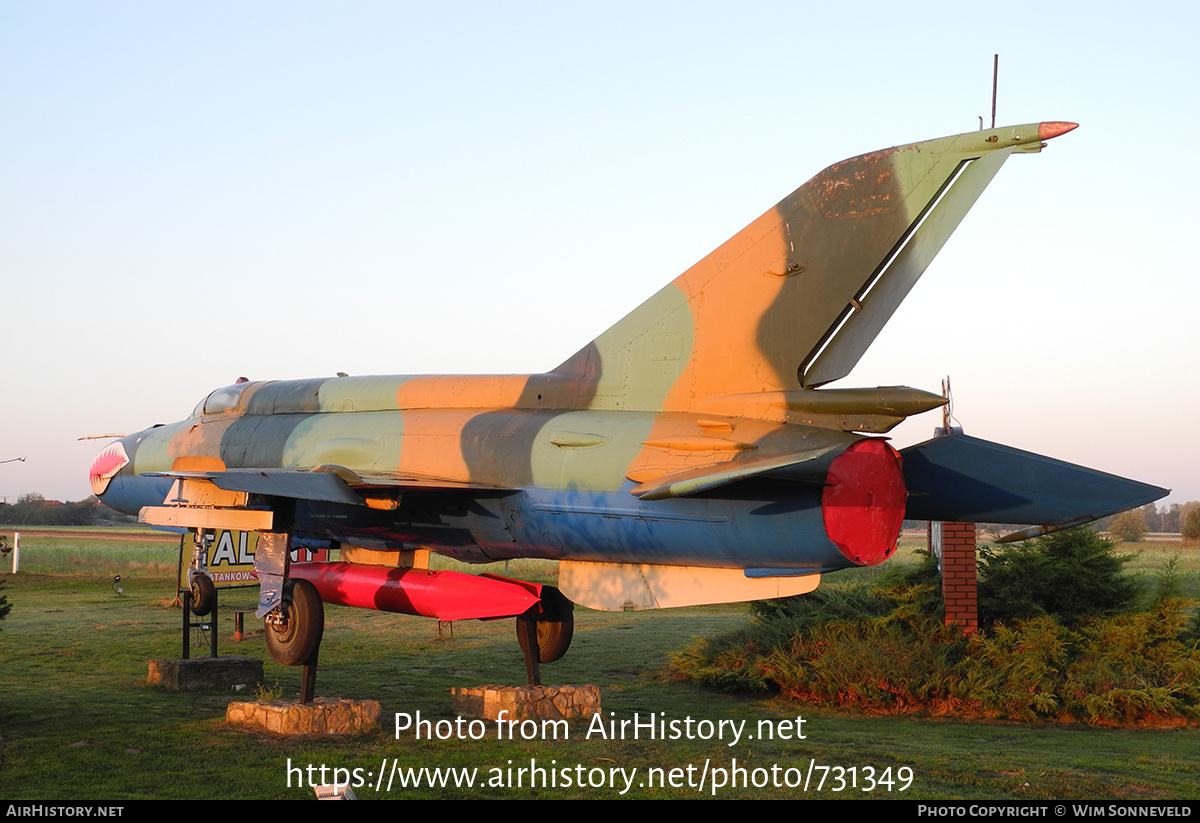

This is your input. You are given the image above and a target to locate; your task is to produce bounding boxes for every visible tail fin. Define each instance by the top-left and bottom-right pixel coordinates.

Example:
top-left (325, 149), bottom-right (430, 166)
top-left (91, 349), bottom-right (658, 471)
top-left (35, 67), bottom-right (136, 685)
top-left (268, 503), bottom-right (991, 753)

top-left (555, 122), bottom-right (1077, 411)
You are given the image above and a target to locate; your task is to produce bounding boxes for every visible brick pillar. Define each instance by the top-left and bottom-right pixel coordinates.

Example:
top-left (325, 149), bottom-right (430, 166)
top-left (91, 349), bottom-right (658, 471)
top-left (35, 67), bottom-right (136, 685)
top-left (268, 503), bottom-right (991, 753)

top-left (933, 521), bottom-right (978, 635)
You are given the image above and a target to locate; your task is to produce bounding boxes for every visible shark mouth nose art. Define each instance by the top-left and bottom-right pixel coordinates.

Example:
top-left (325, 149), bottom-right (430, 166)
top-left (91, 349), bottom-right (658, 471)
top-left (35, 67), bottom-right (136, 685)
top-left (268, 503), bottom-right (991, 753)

top-left (90, 442), bottom-right (130, 496)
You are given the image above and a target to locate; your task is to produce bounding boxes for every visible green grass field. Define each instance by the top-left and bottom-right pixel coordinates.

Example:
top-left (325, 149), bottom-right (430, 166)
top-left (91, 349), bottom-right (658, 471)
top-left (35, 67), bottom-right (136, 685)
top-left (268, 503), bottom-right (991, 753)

top-left (0, 527), bottom-right (1195, 800)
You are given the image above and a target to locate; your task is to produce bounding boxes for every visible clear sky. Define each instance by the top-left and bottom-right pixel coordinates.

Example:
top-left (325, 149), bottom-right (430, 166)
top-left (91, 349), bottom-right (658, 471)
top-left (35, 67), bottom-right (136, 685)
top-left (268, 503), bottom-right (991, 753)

top-left (1, 1), bottom-right (1197, 509)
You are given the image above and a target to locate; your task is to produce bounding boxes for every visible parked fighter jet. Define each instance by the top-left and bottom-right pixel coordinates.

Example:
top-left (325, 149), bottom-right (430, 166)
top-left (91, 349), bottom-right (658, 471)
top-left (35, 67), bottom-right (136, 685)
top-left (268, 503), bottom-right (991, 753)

top-left (90, 121), bottom-right (1166, 672)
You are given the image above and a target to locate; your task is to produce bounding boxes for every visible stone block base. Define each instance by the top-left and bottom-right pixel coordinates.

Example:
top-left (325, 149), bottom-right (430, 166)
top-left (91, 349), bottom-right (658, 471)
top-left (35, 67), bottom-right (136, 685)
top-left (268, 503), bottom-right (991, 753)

top-left (147, 657), bottom-right (263, 692)
top-left (450, 685), bottom-right (601, 721)
top-left (226, 698), bottom-right (381, 736)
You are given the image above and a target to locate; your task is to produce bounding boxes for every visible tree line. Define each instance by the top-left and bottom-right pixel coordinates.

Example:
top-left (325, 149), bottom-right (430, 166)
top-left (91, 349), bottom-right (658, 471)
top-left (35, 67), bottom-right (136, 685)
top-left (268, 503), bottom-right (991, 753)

top-left (1097, 501), bottom-right (1200, 543)
top-left (4, 491), bottom-right (1199, 542)
top-left (0, 493), bottom-right (106, 526)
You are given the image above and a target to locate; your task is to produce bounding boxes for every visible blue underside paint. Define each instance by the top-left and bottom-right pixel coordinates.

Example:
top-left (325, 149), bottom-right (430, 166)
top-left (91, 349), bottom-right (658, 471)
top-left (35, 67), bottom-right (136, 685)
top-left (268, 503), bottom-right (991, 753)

top-left (104, 462), bottom-right (853, 573)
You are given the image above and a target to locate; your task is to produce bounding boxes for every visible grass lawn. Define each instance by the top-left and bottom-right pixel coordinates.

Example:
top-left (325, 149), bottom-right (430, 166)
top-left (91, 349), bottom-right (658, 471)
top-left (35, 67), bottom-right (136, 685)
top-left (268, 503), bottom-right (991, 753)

top-left (0, 529), bottom-right (1195, 800)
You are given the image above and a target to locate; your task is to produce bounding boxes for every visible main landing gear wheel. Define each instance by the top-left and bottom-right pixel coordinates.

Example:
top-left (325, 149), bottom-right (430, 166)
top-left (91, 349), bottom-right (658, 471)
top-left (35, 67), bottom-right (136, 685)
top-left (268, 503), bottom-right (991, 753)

top-left (189, 573), bottom-right (215, 616)
top-left (517, 586), bottom-right (574, 663)
top-left (265, 579), bottom-right (324, 666)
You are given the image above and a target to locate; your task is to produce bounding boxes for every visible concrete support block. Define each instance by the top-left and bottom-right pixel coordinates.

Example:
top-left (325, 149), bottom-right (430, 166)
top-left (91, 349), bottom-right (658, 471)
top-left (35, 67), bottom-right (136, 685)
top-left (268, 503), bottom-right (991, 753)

top-left (147, 657), bottom-right (263, 692)
top-left (450, 684), bottom-right (601, 721)
top-left (226, 698), bottom-right (381, 735)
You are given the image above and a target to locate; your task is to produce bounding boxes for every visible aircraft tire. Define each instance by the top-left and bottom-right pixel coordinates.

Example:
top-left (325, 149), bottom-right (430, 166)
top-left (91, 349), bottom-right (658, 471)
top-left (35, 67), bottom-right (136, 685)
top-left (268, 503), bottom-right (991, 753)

top-left (189, 573), bottom-right (216, 616)
top-left (517, 586), bottom-right (574, 663)
top-left (265, 579), bottom-right (324, 666)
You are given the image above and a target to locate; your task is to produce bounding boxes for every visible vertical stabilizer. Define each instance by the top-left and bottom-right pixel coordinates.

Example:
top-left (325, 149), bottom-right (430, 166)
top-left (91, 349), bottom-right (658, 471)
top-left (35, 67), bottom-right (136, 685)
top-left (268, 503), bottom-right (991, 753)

top-left (554, 122), bottom-right (1076, 410)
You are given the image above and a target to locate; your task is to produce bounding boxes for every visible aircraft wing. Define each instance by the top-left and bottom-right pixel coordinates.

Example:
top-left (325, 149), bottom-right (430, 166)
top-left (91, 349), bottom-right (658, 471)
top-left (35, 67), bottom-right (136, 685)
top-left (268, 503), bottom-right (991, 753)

top-left (144, 465), bottom-right (509, 507)
top-left (899, 434), bottom-right (1168, 531)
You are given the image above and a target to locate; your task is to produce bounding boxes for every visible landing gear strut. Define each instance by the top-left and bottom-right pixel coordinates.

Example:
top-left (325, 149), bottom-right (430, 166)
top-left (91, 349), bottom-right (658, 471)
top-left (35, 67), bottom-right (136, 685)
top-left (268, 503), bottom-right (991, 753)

top-left (516, 586), bottom-right (574, 685)
top-left (185, 530), bottom-right (216, 616)
top-left (254, 532), bottom-right (325, 703)
top-left (188, 573), bottom-right (216, 617)
top-left (265, 579), bottom-right (324, 667)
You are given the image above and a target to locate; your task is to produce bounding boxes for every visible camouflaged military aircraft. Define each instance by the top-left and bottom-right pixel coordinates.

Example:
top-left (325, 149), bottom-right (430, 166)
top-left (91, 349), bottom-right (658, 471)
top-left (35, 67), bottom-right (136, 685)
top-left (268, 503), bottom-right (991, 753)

top-left (89, 120), bottom-right (1166, 674)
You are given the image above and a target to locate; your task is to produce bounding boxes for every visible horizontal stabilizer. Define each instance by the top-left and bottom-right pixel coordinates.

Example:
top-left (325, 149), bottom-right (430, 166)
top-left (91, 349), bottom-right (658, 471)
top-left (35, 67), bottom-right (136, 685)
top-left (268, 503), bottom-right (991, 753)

top-left (900, 434), bottom-right (1167, 525)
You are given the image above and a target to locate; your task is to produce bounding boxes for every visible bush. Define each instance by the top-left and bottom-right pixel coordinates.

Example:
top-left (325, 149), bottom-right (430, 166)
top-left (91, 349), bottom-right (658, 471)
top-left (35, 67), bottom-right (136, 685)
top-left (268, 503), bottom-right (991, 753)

top-left (757, 609), bottom-right (968, 712)
top-left (672, 533), bottom-right (1200, 725)
top-left (1062, 599), bottom-right (1200, 724)
top-left (674, 590), bottom-right (1200, 724)
top-left (977, 528), bottom-right (1140, 626)
top-left (674, 578), bottom-right (969, 708)
top-left (1108, 509), bottom-right (1149, 543)
top-left (1183, 508), bottom-right (1200, 545)
top-left (958, 617), bottom-right (1070, 720)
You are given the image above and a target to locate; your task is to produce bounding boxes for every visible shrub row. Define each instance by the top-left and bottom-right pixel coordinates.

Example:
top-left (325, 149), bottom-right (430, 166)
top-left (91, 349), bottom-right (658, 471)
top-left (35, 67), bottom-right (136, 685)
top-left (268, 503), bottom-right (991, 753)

top-left (673, 535), bottom-right (1200, 725)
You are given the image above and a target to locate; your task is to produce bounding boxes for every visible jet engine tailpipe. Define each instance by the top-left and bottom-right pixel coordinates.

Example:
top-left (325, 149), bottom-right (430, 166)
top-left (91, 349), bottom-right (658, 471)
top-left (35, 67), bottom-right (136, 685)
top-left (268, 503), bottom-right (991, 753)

top-left (821, 439), bottom-right (906, 566)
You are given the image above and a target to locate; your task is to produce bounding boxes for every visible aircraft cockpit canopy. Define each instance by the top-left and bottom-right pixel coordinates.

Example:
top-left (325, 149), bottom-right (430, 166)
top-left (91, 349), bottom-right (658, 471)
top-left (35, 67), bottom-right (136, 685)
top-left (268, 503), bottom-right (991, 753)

top-left (192, 382), bottom-right (252, 418)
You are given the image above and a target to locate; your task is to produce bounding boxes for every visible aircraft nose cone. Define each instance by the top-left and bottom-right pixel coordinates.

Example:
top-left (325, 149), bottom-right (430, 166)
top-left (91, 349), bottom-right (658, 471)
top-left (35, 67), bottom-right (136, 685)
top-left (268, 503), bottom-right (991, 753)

top-left (90, 441), bottom-right (130, 497)
top-left (1038, 121), bottom-right (1079, 140)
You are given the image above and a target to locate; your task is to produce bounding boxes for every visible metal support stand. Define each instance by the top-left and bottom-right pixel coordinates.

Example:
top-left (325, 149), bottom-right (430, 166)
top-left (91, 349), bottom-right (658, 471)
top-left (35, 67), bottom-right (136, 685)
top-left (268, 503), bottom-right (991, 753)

top-left (517, 616), bottom-right (541, 686)
top-left (181, 587), bottom-right (219, 659)
top-left (299, 649), bottom-right (319, 704)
